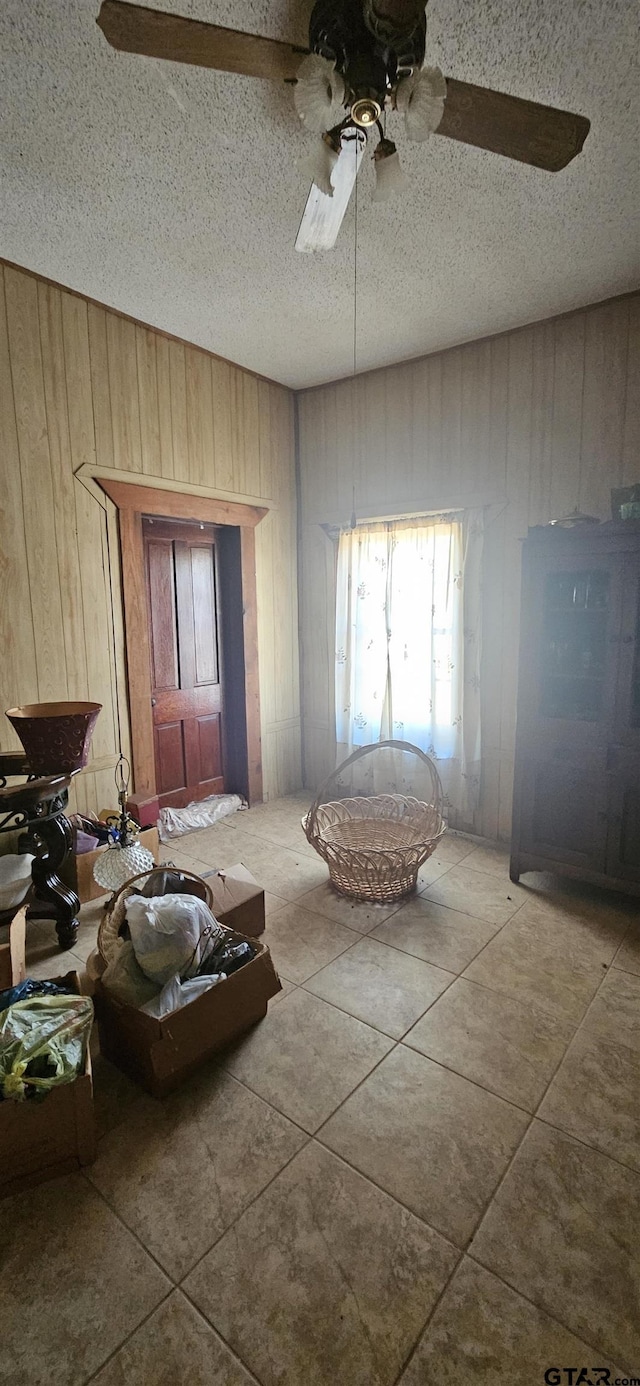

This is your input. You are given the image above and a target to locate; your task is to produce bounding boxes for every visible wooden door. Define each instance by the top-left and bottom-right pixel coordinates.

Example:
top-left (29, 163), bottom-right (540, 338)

top-left (143, 518), bottom-right (225, 810)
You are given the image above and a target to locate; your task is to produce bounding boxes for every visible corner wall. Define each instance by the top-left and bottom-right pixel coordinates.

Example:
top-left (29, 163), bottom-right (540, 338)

top-left (297, 293), bottom-right (640, 839)
top-left (0, 263), bottom-right (301, 811)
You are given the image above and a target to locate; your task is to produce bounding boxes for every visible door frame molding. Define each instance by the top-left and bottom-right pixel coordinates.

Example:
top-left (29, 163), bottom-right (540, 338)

top-left (98, 478), bottom-right (267, 807)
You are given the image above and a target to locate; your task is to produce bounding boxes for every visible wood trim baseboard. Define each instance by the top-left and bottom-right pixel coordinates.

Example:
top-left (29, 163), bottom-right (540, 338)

top-left (100, 480), bottom-right (266, 806)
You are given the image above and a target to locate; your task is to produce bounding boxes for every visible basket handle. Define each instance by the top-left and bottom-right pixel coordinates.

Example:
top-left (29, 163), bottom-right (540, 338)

top-left (103, 865), bottom-right (213, 916)
top-left (305, 739), bottom-right (444, 839)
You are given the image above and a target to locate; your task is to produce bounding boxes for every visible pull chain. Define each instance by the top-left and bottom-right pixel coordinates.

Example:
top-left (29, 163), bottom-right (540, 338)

top-left (353, 136), bottom-right (358, 378)
top-left (351, 133), bottom-right (359, 531)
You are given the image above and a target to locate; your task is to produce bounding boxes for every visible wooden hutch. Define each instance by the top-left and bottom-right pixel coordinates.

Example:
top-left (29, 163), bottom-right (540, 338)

top-left (510, 521), bottom-right (640, 896)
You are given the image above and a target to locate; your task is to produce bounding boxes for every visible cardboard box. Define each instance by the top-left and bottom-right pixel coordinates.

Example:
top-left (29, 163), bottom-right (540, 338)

top-left (73, 826), bottom-right (160, 904)
top-left (0, 908), bottom-right (96, 1199)
top-left (95, 932), bottom-right (281, 1098)
top-left (204, 863), bottom-right (265, 937)
top-left (0, 904), bottom-right (27, 991)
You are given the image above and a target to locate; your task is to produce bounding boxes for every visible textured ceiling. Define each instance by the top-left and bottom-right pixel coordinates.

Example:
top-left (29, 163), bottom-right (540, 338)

top-left (1, 0), bottom-right (638, 388)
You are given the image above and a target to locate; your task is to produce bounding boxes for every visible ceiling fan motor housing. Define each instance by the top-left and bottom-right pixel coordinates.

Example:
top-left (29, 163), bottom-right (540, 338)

top-left (308, 0), bottom-right (426, 116)
top-left (362, 0), bottom-right (427, 73)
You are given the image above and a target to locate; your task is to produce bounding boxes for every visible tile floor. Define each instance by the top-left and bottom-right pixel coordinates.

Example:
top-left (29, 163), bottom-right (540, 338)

top-left (3, 792), bottom-right (640, 1386)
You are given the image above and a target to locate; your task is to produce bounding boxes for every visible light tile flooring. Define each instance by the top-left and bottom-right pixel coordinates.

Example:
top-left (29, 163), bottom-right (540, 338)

top-left (3, 793), bottom-right (640, 1385)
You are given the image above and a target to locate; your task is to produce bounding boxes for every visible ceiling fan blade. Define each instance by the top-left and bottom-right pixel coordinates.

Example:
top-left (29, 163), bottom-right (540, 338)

top-left (296, 134), bottom-right (365, 253)
top-left (97, 0), bottom-right (306, 82)
top-left (438, 79), bottom-right (590, 171)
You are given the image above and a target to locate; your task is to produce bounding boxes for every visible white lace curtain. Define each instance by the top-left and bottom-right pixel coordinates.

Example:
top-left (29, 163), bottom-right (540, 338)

top-left (335, 512), bottom-right (483, 817)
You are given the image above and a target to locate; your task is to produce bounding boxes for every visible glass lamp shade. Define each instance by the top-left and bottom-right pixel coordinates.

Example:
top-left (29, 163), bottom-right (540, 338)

top-left (372, 144), bottom-right (410, 202)
top-left (92, 840), bottom-right (155, 892)
top-left (396, 65), bottom-right (446, 140)
top-left (294, 54), bottom-right (345, 132)
top-left (299, 134), bottom-right (340, 197)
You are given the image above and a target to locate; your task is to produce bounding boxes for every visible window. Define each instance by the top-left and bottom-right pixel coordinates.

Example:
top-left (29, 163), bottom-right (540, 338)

top-left (335, 514), bottom-right (482, 815)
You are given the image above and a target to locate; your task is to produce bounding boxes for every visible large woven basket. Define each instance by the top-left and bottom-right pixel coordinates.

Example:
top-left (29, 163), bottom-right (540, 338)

top-left (303, 740), bottom-right (446, 903)
top-left (97, 866), bottom-right (214, 964)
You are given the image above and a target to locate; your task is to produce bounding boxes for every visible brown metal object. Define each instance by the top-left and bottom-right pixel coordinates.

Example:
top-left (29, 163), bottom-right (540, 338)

top-left (438, 79), bottom-right (590, 171)
top-left (97, 0), bottom-right (306, 81)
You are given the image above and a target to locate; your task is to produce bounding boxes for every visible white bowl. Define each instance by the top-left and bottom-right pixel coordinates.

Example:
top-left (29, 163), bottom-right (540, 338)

top-left (0, 853), bottom-right (34, 911)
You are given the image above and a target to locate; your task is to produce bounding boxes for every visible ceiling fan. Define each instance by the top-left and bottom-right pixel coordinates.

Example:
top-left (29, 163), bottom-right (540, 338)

top-left (96, 0), bottom-right (590, 252)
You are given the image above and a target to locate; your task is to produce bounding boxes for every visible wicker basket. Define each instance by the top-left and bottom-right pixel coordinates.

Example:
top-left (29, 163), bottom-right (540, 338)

top-left (303, 740), bottom-right (446, 903)
top-left (97, 867), bottom-right (214, 964)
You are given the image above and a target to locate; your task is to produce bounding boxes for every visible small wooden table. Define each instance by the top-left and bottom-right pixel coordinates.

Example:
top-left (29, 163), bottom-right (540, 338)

top-left (0, 753), bottom-right (79, 950)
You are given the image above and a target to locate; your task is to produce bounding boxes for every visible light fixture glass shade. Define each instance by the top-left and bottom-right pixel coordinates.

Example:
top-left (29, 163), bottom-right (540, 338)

top-left (93, 840), bottom-right (155, 892)
top-left (298, 134), bottom-right (340, 197)
top-left (372, 142), bottom-right (410, 202)
top-left (294, 54), bottom-right (345, 132)
top-left (396, 65), bottom-right (446, 140)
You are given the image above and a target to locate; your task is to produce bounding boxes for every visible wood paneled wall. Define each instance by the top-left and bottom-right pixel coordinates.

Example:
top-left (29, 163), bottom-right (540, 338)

top-left (0, 264), bottom-right (300, 813)
top-left (297, 293), bottom-right (640, 840)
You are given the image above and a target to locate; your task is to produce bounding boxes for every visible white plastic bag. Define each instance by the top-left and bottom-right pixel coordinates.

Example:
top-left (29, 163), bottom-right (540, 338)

top-left (158, 792), bottom-right (245, 842)
top-left (126, 893), bottom-right (225, 985)
top-left (140, 972), bottom-right (225, 1018)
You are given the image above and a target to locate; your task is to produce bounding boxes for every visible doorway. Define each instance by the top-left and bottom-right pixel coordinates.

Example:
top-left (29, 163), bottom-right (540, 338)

top-left (143, 517), bottom-right (225, 810)
top-left (98, 479), bottom-right (266, 809)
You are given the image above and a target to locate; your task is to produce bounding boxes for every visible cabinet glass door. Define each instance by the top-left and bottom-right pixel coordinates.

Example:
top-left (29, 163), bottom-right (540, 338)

top-left (539, 568), bottom-right (612, 722)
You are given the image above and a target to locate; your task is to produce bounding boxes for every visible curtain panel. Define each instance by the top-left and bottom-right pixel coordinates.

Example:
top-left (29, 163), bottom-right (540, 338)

top-left (335, 513), bottom-right (482, 817)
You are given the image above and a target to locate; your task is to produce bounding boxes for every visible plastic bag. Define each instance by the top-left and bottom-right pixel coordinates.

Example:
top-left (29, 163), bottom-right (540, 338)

top-left (126, 893), bottom-right (226, 985)
top-left (140, 972), bottom-right (225, 1018)
top-left (0, 978), bottom-right (76, 1013)
top-left (0, 993), bottom-right (93, 1102)
top-left (101, 941), bottom-right (161, 1009)
top-left (158, 792), bottom-right (245, 841)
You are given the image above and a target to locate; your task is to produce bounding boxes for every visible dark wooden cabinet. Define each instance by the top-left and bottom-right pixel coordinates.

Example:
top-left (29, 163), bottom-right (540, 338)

top-left (510, 521), bottom-right (640, 896)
